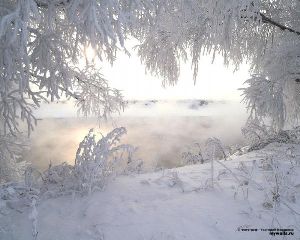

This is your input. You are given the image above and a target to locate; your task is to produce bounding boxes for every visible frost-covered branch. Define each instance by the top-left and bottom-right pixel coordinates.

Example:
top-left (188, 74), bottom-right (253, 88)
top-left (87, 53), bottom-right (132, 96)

top-left (0, 0), bottom-right (153, 179)
top-left (260, 12), bottom-right (300, 36)
top-left (136, 0), bottom-right (300, 129)
top-left (74, 67), bottom-right (126, 121)
top-left (0, 0), bottom-right (153, 138)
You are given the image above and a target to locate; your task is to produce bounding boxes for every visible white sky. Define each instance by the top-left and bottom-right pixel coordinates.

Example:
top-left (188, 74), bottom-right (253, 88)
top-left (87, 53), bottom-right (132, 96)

top-left (99, 48), bottom-right (250, 101)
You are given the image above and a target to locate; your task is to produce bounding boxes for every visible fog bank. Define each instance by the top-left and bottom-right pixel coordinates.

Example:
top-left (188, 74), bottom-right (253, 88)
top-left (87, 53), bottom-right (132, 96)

top-left (25, 100), bottom-right (248, 170)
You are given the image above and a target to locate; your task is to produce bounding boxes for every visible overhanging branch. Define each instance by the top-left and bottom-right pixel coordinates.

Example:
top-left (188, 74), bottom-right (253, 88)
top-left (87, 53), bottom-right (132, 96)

top-left (260, 12), bottom-right (300, 36)
top-left (34, 0), bottom-right (300, 36)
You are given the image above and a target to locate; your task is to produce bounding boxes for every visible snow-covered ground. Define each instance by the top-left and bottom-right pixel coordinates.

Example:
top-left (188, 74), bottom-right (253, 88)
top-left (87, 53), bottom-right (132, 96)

top-left (1, 142), bottom-right (300, 240)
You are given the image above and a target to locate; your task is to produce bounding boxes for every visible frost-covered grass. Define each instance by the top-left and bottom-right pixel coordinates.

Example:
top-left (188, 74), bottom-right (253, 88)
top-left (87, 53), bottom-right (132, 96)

top-left (1, 140), bottom-right (300, 240)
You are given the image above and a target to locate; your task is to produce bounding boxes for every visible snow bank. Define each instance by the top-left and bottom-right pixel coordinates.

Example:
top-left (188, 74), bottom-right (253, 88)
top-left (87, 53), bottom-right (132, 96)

top-left (1, 142), bottom-right (300, 240)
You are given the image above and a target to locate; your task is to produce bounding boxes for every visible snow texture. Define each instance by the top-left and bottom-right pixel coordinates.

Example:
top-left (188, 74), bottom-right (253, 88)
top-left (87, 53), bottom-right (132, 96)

top-left (1, 141), bottom-right (300, 240)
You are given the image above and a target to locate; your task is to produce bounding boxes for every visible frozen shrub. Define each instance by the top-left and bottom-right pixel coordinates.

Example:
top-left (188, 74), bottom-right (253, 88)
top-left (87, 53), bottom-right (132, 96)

top-left (227, 144), bottom-right (247, 156)
top-left (40, 163), bottom-right (77, 197)
top-left (243, 120), bottom-right (300, 152)
top-left (204, 137), bottom-right (227, 161)
top-left (25, 166), bottom-right (43, 189)
top-left (181, 143), bottom-right (204, 165)
top-left (125, 153), bottom-right (143, 174)
top-left (241, 119), bottom-right (272, 145)
top-left (154, 171), bottom-right (184, 192)
top-left (74, 127), bottom-right (136, 194)
top-left (24, 127), bottom-right (139, 197)
top-left (181, 139), bottom-right (229, 167)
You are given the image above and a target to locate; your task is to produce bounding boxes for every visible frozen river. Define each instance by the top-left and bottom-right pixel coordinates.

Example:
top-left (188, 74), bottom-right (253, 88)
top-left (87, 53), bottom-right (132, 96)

top-left (25, 100), bottom-right (248, 170)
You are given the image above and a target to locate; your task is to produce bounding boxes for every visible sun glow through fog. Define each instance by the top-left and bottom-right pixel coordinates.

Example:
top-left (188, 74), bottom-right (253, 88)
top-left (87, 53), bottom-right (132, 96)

top-left (84, 45), bottom-right (96, 64)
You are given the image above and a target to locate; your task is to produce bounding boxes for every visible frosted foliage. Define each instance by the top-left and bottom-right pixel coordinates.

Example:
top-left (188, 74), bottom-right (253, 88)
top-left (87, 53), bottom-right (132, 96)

top-left (75, 127), bottom-right (135, 193)
top-left (205, 137), bottom-right (227, 161)
top-left (0, 0), bottom-right (151, 180)
top-left (137, 0), bottom-right (264, 85)
top-left (0, 0), bottom-right (153, 137)
top-left (244, 33), bottom-right (300, 129)
top-left (23, 127), bottom-right (138, 197)
top-left (181, 147), bottom-right (204, 165)
top-left (241, 119), bottom-right (272, 144)
top-left (241, 76), bottom-right (285, 130)
top-left (1, 0), bottom-right (299, 132)
top-left (75, 67), bottom-right (126, 121)
top-left (136, 0), bottom-right (300, 128)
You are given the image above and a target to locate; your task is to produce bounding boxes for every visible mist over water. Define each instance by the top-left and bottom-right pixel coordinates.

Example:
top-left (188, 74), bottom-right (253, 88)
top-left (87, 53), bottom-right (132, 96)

top-left (25, 100), bottom-right (248, 171)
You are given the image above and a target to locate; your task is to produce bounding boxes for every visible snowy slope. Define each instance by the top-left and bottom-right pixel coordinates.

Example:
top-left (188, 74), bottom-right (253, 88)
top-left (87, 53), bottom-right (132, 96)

top-left (1, 142), bottom-right (300, 240)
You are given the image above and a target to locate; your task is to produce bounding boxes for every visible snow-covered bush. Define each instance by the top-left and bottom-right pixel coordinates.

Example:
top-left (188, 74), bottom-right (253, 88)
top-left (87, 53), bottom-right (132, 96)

top-left (39, 163), bottom-right (77, 197)
top-left (180, 138), bottom-right (230, 188)
top-left (154, 170), bottom-right (185, 192)
top-left (242, 119), bottom-right (273, 144)
top-left (243, 121), bottom-right (300, 152)
top-left (1, 127), bottom-right (140, 237)
top-left (124, 154), bottom-right (143, 174)
top-left (181, 143), bottom-right (204, 165)
top-left (24, 127), bottom-right (139, 197)
top-left (74, 127), bottom-right (136, 194)
top-left (204, 137), bottom-right (228, 161)
top-left (2, 128), bottom-right (138, 239)
top-left (182, 138), bottom-right (230, 167)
